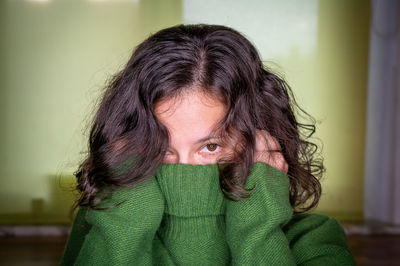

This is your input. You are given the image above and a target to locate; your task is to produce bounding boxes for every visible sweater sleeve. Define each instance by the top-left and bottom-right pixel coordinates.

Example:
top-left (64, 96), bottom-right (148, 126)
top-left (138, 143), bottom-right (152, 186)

top-left (225, 162), bottom-right (296, 265)
top-left (69, 176), bottom-right (172, 266)
top-left (225, 162), bottom-right (356, 266)
top-left (59, 206), bottom-right (92, 266)
top-left (282, 213), bottom-right (356, 265)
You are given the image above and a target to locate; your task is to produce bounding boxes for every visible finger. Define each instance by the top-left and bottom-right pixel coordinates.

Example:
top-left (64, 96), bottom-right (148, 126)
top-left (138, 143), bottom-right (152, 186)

top-left (256, 129), bottom-right (281, 152)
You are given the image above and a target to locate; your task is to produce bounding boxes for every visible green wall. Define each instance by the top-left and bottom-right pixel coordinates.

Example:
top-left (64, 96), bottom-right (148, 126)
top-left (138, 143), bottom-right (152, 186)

top-left (311, 0), bottom-right (370, 221)
top-left (0, 0), bottom-right (182, 224)
top-left (0, 0), bottom-right (369, 224)
top-left (266, 0), bottom-right (369, 221)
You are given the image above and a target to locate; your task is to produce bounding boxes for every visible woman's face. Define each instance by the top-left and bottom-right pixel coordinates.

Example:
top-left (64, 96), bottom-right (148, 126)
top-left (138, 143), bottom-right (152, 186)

top-left (154, 89), bottom-right (230, 165)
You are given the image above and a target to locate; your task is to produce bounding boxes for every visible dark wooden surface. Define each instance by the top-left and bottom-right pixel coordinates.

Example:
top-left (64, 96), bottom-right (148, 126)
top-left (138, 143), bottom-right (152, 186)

top-left (0, 236), bottom-right (66, 266)
top-left (348, 234), bottom-right (400, 265)
top-left (0, 234), bottom-right (399, 265)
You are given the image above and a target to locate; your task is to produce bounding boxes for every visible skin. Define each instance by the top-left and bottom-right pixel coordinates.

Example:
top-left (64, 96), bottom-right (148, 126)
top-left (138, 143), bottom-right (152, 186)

top-left (154, 89), bottom-right (288, 174)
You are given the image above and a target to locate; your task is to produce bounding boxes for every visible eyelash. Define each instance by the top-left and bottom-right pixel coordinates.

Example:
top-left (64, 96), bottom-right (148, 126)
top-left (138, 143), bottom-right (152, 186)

top-left (201, 143), bottom-right (221, 155)
top-left (164, 143), bottom-right (222, 156)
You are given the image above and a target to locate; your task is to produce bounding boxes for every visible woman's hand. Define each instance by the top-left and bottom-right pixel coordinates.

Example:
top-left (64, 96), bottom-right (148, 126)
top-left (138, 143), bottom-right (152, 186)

top-left (225, 132), bottom-right (294, 264)
top-left (254, 129), bottom-right (288, 174)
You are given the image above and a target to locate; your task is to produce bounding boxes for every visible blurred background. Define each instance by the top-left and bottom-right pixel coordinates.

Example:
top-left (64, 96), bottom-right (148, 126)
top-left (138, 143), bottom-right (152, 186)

top-left (0, 0), bottom-right (399, 265)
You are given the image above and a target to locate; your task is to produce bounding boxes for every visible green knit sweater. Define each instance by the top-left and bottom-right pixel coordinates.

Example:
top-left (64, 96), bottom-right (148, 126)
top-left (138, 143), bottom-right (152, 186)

top-left (60, 162), bottom-right (356, 265)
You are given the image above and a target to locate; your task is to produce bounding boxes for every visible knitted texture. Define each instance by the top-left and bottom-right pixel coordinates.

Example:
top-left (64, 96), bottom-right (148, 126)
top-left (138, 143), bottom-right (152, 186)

top-left (60, 162), bottom-right (356, 265)
top-left (225, 162), bottom-right (295, 265)
top-left (155, 163), bottom-right (229, 265)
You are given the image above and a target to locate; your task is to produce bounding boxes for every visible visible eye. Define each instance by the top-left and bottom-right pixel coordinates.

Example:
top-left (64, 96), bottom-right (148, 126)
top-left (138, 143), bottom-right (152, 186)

top-left (164, 150), bottom-right (173, 156)
top-left (206, 143), bottom-right (218, 151)
top-left (202, 143), bottom-right (221, 154)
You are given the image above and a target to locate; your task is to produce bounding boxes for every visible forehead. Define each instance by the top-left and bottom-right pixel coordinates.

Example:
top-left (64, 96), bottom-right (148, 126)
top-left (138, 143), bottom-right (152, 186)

top-left (154, 90), bottom-right (226, 143)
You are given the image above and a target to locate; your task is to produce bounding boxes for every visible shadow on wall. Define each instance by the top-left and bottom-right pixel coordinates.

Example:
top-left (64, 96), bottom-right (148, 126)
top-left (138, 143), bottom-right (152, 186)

top-left (0, 176), bottom-right (78, 225)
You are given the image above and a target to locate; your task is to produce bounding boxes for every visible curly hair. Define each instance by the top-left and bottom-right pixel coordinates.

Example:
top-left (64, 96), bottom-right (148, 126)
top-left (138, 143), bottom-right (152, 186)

top-left (72, 24), bottom-right (325, 215)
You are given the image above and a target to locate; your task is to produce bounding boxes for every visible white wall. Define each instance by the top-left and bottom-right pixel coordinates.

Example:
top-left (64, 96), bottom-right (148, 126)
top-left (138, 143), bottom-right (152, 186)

top-left (364, 0), bottom-right (400, 225)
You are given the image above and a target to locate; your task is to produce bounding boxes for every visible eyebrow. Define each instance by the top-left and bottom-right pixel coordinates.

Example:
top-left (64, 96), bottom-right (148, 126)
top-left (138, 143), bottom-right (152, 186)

top-left (194, 134), bottom-right (221, 144)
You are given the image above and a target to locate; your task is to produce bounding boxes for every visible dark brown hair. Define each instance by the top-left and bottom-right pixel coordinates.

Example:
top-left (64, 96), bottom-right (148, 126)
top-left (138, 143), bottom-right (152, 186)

top-left (72, 24), bottom-right (324, 214)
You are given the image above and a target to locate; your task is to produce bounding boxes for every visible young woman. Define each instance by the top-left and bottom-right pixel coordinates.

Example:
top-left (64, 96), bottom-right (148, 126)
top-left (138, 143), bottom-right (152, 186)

top-left (60, 24), bottom-right (356, 265)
